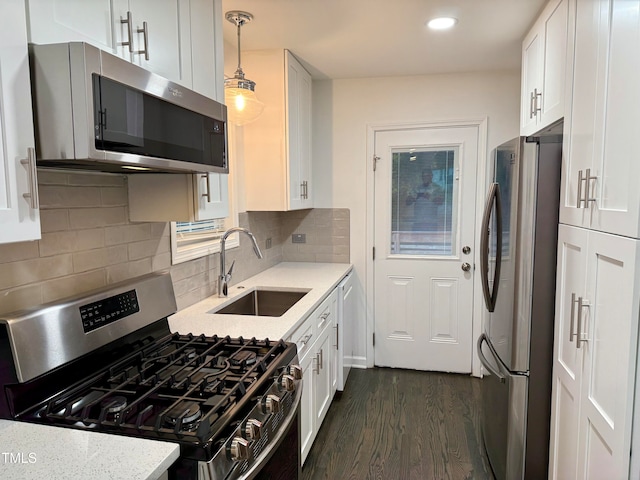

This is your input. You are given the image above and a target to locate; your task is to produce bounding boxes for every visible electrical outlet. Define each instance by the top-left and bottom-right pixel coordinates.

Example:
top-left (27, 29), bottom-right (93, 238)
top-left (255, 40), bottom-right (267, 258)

top-left (292, 233), bottom-right (306, 244)
top-left (265, 237), bottom-right (272, 249)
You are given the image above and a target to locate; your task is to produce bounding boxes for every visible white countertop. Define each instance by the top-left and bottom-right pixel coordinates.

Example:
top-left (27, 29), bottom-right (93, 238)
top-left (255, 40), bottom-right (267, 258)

top-left (0, 420), bottom-right (179, 480)
top-left (169, 262), bottom-right (353, 340)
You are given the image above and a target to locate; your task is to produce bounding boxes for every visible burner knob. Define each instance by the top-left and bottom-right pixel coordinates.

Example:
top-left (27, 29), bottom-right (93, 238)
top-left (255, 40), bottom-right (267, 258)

top-left (264, 394), bottom-right (281, 414)
top-left (289, 364), bottom-right (303, 380)
top-left (230, 436), bottom-right (250, 461)
top-left (245, 418), bottom-right (263, 440)
top-left (281, 374), bottom-right (296, 392)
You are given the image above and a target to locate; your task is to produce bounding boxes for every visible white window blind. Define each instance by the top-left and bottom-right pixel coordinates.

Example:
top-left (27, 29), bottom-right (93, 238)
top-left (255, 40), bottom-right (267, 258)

top-left (174, 219), bottom-right (226, 248)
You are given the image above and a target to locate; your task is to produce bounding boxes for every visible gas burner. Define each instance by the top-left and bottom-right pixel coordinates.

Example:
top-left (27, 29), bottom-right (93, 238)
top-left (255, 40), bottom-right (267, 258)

top-left (102, 395), bottom-right (128, 414)
top-left (229, 350), bottom-right (257, 368)
top-left (165, 401), bottom-right (202, 430)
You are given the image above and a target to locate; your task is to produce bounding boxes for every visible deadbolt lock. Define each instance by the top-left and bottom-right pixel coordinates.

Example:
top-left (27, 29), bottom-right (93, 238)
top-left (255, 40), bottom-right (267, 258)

top-left (462, 246), bottom-right (471, 255)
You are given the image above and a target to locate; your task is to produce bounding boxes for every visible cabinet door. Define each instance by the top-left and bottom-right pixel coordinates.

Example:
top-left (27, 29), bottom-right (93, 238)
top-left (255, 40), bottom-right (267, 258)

top-left (127, 0), bottom-right (192, 87)
top-left (577, 231), bottom-right (640, 479)
top-left (26, 0), bottom-right (117, 54)
top-left (548, 225), bottom-right (587, 480)
top-left (286, 51), bottom-right (312, 210)
top-left (190, 0), bottom-right (223, 101)
top-left (588, 0), bottom-right (640, 238)
top-left (0, 0), bottom-right (41, 244)
top-left (539, 0), bottom-right (568, 127)
top-left (520, 26), bottom-right (542, 136)
top-left (193, 173), bottom-right (229, 221)
top-left (300, 350), bottom-right (315, 465)
top-left (315, 331), bottom-right (333, 428)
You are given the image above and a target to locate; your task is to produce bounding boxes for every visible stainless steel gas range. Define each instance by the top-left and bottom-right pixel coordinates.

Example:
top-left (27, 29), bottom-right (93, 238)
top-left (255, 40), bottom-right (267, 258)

top-left (0, 272), bottom-right (302, 479)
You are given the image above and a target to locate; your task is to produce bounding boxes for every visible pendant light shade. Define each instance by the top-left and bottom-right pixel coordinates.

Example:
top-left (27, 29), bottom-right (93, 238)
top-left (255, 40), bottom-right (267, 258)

top-left (224, 11), bottom-right (264, 126)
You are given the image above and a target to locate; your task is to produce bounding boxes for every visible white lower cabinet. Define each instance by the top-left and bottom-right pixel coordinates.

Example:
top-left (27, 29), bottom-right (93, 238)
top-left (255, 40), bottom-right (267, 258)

top-left (549, 224), bottom-right (640, 479)
top-left (290, 288), bottom-right (338, 464)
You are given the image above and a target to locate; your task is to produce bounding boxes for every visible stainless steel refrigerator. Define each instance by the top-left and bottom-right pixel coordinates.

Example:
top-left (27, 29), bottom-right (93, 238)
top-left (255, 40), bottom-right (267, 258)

top-left (477, 129), bottom-right (562, 480)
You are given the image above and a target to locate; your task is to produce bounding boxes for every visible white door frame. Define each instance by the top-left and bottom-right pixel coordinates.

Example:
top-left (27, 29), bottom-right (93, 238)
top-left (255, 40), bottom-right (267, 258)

top-left (365, 118), bottom-right (489, 377)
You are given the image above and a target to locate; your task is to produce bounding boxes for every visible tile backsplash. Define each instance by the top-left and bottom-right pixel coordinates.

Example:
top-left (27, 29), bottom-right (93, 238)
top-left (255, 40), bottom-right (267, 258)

top-left (0, 171), bottom-right (349, 315)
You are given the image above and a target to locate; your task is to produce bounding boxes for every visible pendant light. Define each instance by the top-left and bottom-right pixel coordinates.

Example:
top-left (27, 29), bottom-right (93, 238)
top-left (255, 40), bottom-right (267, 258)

top-left (224, 11), bottom-right (264, 126)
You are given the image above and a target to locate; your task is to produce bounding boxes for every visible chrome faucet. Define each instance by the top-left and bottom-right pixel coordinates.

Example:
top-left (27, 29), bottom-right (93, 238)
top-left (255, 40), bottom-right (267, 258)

top-left (218, 227), bottom-right (263, 297)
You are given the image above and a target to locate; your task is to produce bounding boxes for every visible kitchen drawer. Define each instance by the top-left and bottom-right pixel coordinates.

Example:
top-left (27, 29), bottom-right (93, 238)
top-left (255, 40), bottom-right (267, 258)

top-left (290, 318), bottom-right (314, 361)
top-left (315, 290), bottom-right (337, 335)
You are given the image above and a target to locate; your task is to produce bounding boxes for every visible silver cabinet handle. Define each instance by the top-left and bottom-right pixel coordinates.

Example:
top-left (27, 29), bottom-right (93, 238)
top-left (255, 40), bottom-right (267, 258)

top-left (319, 348), bottom-right (323, 370)
top-left (300, 333), bottom-right (312, 346)
top-left (20, 147), bottom-right (39, 209)
top-left (300, 180), bottom-right (308, 200)
top-left (313, 355), bottom-right (319, 374)
top-left (576, 297), bottom-right (590, 348)
top-left (534, 88), bottom-right (542, 116)
top-left (577, 170), bottom-right (585, 208)
top-left (530, 91), bottom-right (536, 119)
top-left (136, 21), bottom-right (149, 60)
top-left (334, 325), bottom-right (339, 349)
top-left (201, 174), bottom-right (211, 202)
top-left (120, 11), bottom-right (134, 52)
top-left (584, 168), bottom-right (597, 207)
top-left (570, 293), bottom-right (578, 342)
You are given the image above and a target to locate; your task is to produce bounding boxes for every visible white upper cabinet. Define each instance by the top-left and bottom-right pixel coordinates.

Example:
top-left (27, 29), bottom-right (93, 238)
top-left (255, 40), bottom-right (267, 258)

top-left (520, 0), bottom-right (569, 136)
top-left (0, 0), bottom-right (41, 244)
top-left (26, 0), bottom-right (117, 54)
top-left (27, 0), bottom-right (192, 88)
top-left (560, 0), bottom-right (640, 238)
top-left (242, 49), bottom-right (313, 211)
top-left (128, 172), bottom-right (228, 222)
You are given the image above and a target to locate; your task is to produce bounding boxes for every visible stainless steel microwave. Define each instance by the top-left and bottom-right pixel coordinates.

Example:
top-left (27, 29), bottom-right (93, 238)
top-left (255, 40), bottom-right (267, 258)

top-left (29, 42), bottom-right (228, 174)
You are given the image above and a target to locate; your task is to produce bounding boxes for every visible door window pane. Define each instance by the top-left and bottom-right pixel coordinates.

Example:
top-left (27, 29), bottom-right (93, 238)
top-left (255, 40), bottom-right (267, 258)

top-left (391, 148), bottom-right (458, 255)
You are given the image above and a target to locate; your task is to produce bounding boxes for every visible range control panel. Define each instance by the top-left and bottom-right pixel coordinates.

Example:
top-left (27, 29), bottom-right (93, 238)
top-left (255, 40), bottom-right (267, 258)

top-left (80, 289), bottom-right (139, 333)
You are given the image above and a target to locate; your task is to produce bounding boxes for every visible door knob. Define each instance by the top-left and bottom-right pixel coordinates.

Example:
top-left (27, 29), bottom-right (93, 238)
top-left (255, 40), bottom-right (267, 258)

top-left (461, 262), bottom-right (471, 272)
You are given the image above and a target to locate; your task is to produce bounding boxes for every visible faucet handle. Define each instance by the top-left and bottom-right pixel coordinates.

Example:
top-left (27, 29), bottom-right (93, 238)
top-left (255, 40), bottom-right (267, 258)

top-left (227, 260), bottom-right (235, 277)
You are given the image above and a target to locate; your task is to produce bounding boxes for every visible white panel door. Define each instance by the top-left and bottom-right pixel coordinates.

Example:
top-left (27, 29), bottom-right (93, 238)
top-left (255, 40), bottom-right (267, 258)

top-left (26, 0), bottom-right (117, 53)
top-left (374, 125), bottom-right (478, 372)
top-left (314, 331), bottom-right (332, 427)
top-left (521, 27), bottom-right (542, 136)
top-left (299, 349), bottom-right (315, 464)
top-left (127, 0), bottom-right (192, 86)
top-left (540, 0), bottom-right (568, 126)
top-left (548, 224), bottom-right (588, 480)
top-left (577, 231), bottom-right (640, 479)
top-left (0, 0), bottom-right (41, 244)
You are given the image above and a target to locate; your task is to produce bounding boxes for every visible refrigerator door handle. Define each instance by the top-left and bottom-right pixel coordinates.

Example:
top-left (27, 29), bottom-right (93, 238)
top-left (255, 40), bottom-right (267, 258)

top-left (477, 333), bottom-right (506, 383)
top-left (480, 182), bottom-right (503, 312)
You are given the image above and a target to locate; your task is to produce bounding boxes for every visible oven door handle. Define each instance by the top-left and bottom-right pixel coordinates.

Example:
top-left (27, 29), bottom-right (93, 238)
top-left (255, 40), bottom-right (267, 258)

top-left (242, 380), bottom-right (303, 480)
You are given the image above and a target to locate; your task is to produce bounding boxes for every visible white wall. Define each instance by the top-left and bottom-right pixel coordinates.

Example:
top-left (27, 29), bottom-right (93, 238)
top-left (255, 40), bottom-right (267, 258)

top-left (313, 70), bottom-right (521, 367)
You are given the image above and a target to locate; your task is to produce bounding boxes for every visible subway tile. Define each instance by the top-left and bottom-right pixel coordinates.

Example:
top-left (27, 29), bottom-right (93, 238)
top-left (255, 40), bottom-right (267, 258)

top-left (40, 209), bottom-right (70, 233)
top-left (36, 170), bottom-right (69, 185)
top-left (76, 228), bottom-right (106, 251)
top-left (101, 187), bottom-right (128, 206)
top-left (41, 270), bottom-right (107, 303)
top-left (128, 238), bottom-right (170, 261)
top-left (67, 172), bottom-right (125, 187)
top-left (0, 254), bottom-right (73, 290)
top-left (283, 252), bottom-right (316, 262)
top-left (106, 258), bottom-right (152, 283)
top-left (39, 185), bottom-right (102, 208)
top-left (316, 253), bottom-right (350, 263)
top-left (152, 252), bottom-right (172, 272)
top-left (73, 245), bottom-right (128, 273)
top-left (169, 257), bottom-right (208, 282)
top-left (38, 231), bottom-right (78, 257)
top-left (0, 241), bottom-right (40, 264)
top-left (150, 223), bottom-right (170, 238)
top-left (0, 284), bottom-right (43, 315)
top-left (105, 224), bottom-right (151, 245)
top-left (69, 207), bottom-right (127, 229)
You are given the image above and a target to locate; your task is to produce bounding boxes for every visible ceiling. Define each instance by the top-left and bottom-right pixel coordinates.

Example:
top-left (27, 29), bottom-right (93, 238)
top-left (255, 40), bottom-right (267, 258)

top-left (221, 0), bottom-right (547, 80)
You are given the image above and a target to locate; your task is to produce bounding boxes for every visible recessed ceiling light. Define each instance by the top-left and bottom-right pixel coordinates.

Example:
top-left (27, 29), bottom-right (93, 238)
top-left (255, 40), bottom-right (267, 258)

top-left (427, 17), bottom-right (457, 30)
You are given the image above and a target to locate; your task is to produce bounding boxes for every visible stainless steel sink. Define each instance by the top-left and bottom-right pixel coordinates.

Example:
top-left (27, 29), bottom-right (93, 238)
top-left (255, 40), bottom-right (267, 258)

top-left (213, 289), bottom-right (309, 317)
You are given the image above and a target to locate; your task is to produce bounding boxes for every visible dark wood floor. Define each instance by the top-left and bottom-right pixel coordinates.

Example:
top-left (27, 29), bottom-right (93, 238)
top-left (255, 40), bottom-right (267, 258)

top-left (302, 367), bottom-right (494, 480)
